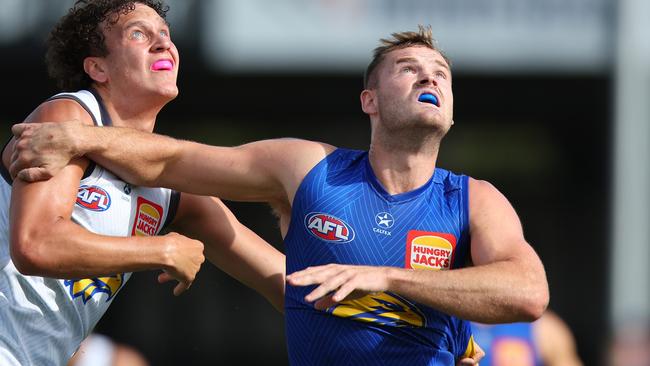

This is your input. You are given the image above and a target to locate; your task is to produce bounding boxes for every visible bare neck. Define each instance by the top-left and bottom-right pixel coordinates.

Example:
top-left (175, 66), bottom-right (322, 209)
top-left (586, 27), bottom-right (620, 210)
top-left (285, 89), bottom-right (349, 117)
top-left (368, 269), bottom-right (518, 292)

top-left (368, 129), bottom-right (442, 195)
top-left (93, 86), bottom-right (165, 132)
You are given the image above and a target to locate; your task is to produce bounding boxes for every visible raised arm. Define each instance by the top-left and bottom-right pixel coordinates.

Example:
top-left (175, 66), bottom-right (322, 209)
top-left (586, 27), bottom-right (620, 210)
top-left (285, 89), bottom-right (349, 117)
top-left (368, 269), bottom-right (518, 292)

top-left (11, 121), bottom-right (334, 204)
top-left (287, 178), bottom-right (549, 323)
top-left (6, 101), bottom-right (205, 296)
top-left (169, 194), bottom-right (285, 312)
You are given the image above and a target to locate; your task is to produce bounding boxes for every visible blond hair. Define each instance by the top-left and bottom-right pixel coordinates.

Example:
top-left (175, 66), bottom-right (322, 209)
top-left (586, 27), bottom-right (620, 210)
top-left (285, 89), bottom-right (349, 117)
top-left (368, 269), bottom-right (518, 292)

top-left (363, 25), bottom-right (450, 88)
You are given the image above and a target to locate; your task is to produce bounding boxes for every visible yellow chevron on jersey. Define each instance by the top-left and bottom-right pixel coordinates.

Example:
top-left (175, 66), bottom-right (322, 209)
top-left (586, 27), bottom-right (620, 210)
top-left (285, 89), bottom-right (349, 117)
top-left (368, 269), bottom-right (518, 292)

top-left (64, 274), bottom-right (124, 304)
top-left (328, 291), bottom-right (426, 327)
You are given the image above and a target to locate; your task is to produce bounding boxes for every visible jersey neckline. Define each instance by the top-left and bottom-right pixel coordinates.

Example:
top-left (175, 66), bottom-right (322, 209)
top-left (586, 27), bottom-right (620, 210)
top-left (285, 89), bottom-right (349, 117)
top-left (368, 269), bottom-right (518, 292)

top-left (362, 153), bottom-right (440, 203)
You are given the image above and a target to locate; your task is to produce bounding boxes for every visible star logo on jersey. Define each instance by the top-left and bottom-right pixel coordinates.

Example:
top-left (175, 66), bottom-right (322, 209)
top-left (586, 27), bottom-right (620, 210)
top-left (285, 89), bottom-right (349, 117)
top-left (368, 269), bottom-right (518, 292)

top-left (375, 212), bottom-right (394, 229)
top-left (64, 274), bottom-right (124, 304)
top-left (373, 212), bottom-right (394, 236)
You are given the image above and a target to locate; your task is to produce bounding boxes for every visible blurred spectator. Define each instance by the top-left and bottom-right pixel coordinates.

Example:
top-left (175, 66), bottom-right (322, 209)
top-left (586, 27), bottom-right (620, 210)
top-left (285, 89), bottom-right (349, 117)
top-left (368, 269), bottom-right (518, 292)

top-left (472, 310), bottom-right (582, 366)
top-left (67, 333), bottom-right (149, 366)
top-left (607, 319), bottom-right (650, 366)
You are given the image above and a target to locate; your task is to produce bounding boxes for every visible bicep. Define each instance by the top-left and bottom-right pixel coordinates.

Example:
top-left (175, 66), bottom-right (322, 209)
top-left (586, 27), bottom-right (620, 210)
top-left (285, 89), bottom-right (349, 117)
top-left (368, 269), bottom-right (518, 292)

top-left (468, 178), bottom-right (532, 265)
top-left (169, 193), bottom-right (236, 244)
top-left (10, 158), bottom-right (88, 248)
top-left (171, 138), bottom-right (333, 203)
top-left (10, 99), bottom-right (93, 244)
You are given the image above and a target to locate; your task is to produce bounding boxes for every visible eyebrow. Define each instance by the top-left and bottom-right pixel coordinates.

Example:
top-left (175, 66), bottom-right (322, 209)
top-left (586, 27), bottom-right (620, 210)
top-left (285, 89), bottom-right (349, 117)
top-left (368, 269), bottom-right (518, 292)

top-left (124, 20), bottom-right (151, 30)
top-left (124, 19), bottom-right (169, 31)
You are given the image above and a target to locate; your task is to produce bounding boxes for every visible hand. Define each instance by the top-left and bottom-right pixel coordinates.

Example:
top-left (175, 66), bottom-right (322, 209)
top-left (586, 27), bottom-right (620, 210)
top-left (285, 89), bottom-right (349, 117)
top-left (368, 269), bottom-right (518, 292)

top-left (456, 340), bottom-right (485, 365)
top-left (286, 264), bottom-right (391, 310)
top-left (157, 232), bottom-right (205, 296)
top-left (10, 120), bottom-right (82, 181)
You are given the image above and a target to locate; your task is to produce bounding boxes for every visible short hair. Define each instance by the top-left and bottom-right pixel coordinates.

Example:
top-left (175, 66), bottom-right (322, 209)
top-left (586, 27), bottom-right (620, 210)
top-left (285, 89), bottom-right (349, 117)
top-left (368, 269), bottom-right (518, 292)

top-left (45, 0), bottom-right (169, 91)
top-left (363, 25), bottom-right (451, 89)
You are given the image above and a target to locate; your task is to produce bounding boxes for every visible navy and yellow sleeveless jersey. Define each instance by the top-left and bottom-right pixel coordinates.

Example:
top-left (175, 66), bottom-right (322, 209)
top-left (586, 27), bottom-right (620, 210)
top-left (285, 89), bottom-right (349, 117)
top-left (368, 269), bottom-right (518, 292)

top-left (471, 322), bottom-right (541, 366)
top-left (284, 148), bottom-right (474, 365)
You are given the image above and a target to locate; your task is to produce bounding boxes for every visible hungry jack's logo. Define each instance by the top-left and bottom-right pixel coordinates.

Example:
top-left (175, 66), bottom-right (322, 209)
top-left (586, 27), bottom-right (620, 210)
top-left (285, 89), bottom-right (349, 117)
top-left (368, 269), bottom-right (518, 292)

top-left (131, 197), bottom-right (164, 236)
top-left (405, 230), bottom-right (457, 270)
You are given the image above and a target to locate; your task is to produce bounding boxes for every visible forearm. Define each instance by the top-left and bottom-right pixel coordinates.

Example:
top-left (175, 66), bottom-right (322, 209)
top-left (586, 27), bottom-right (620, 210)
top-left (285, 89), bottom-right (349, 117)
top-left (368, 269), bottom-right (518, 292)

top-left (171, 195), bottom-right (285, 311)
top-left (12, 218), bottom-right (169, 278)
top-left (387, 258), bottom-right (548, 323)
top-left (205, 240), bottom-right (285, 313)
top-left (81, 126), bottom-right (279, 200)
top-left (209, 223), bottom-right (285, 312)
top-left (77, 124), bottom-right (181, 187)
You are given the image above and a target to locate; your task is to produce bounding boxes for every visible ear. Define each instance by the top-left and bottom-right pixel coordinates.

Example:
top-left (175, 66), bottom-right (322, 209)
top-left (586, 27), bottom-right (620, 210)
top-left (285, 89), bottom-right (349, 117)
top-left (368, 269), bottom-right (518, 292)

top-left (83, 57), bottom-right (108, 83)
top-left (360, 89), bottom-right (377, 115)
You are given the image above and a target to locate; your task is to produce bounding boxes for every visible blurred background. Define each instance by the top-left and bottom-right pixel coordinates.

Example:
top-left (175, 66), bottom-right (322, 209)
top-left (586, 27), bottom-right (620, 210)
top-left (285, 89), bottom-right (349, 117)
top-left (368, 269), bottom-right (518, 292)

top-left (1, 0), bottom-right (648, 365)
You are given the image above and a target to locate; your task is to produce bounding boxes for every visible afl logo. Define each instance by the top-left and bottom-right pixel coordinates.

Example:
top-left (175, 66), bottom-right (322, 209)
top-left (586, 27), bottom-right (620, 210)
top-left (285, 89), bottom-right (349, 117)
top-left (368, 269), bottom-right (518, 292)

top-left (76, 185), bottom-right (111, 212)
top-left (305, 212), bottom-right (355, 243)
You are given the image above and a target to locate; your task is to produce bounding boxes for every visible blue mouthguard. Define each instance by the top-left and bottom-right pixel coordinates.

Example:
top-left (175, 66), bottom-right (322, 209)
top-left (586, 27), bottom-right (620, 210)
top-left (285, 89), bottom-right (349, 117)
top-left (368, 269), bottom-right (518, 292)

top-left (418, 93), bottom-right (438, 106)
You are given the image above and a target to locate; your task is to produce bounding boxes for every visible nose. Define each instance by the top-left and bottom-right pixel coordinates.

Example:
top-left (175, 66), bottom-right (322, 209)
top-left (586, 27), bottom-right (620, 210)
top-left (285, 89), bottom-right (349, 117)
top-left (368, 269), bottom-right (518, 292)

top-left (152, 32), bottom-right (172, 52)
top-left (418, 74), bottom-right (438, 86)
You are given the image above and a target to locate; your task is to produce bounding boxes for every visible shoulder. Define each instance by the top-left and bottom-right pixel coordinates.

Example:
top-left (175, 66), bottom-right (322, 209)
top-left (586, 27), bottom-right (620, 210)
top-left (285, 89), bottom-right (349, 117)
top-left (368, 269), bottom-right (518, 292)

top-left (3, 95), bottom-right (94, 172)
top-left (248, 137), bottom-right (337, 181)
top-left (467, 178), bottom-right (511, 211)
top-left (26, 96), bottom-right (95, 126)
top-left (468, 177), bottom-right (498, 196)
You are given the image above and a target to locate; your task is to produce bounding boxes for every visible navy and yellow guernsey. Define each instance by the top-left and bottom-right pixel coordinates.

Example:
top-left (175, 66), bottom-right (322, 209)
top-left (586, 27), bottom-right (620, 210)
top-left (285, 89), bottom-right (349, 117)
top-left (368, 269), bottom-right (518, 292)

top-left (284, 148), bottom-right (475, 365)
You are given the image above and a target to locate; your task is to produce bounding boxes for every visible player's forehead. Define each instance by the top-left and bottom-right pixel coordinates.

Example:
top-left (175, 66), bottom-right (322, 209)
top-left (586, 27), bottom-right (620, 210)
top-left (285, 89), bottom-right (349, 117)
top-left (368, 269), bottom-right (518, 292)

top-left (102, 3), bottom-right (167, 34)
top-left (384, 46), bottom-right (448, 69)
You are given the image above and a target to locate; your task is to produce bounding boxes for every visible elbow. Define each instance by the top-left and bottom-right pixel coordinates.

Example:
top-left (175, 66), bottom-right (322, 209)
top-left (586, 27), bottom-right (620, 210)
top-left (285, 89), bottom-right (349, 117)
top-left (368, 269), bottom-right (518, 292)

top-left (517, 278), bottom-right (550, 321)
top-left (10, 232), bottom-right (48, 276)
top-left (270, 292), bottom-right (285, 314)
top-left (268, 272), bottom-right (286, 314)
top-left (521, 289), bottom-right (549, 321)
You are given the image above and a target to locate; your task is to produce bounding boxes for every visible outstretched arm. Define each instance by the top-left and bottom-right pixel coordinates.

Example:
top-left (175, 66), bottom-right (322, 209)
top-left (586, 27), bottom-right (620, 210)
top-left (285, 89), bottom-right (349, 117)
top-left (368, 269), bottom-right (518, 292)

top-left (287, 178), bottom-right (549, 323)
top-left (7, 101), bottom-right (205, 296)
top-left (169, 194), bottom-right (285, 312)
top-left (11, 121), bottom-right (333, 204)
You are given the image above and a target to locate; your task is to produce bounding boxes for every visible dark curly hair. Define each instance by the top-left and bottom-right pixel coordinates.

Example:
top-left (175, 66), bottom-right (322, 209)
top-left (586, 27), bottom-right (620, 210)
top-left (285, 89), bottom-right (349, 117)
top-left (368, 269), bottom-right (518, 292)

top-left (46, 0), bottom-right (169, 91)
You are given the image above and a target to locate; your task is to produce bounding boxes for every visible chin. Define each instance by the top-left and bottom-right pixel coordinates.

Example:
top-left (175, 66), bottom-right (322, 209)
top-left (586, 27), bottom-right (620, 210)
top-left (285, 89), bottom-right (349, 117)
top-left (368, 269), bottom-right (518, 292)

top-left (159, 86), bottom-right (179, 100)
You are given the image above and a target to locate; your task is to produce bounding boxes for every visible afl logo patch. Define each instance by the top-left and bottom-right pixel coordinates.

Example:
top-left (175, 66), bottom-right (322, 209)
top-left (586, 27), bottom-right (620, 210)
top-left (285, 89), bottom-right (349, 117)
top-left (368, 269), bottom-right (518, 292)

top-left (132, 197), bottom-right (164, 236)
top-left (304, 212), bottom-right (355, 243)
top-left (76, 185), bottom-right (111, 212)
